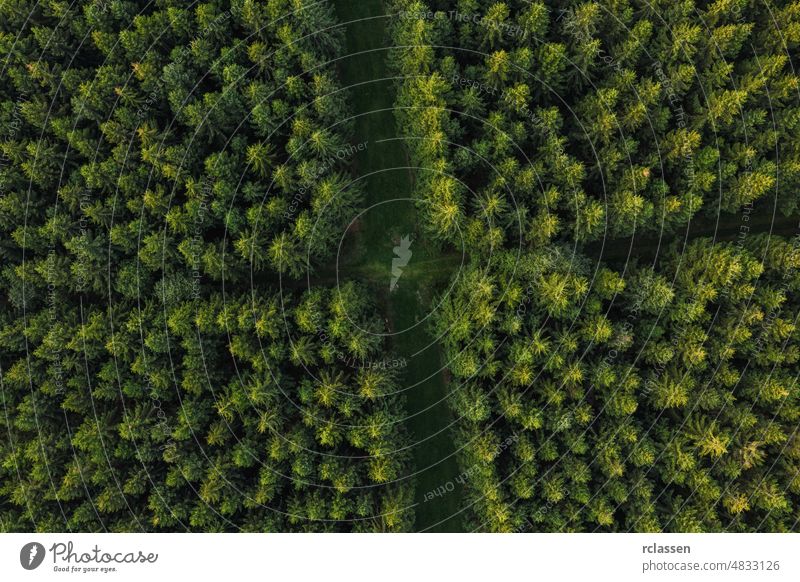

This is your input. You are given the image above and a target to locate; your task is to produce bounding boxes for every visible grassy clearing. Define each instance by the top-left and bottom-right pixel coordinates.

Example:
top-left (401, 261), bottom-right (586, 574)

top-left (331, 0), bottom-right (464, 532)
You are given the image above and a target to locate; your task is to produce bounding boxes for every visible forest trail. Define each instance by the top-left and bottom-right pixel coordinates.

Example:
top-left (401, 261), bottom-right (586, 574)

top-left (331, 0), bottom-right (464, 531)
top-left (585, 204), bottom-right (800, 264)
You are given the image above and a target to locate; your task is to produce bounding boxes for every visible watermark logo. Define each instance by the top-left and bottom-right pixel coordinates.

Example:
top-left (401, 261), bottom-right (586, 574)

top-left (390, 235), bottom-right (413, 291)
top-left (20, 542), bottom-right (46, 570)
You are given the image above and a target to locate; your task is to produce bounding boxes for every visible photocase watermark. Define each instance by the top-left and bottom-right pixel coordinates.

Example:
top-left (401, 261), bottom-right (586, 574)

top-left (450, 73), bottom-right (498, 97)
top-left (45, 251), bottom-right (66, 396)
top-left (726, 154), bottom-right (757, 266)
top-left (0, 91), bottom-right (27, 196)
top-left (19, 540), bottom-right (158, 573)
top-left (188, 178), bottom-right (214, 301)
top-left (339, 354), bottom-right (408, 370)
top-left (652, 61), bottom-right (697, 191)
top-left (398, 9), bottom-right (528, 40)
top-left (73, 188), bottom-right (93, 293)
top-left (304, 309), bottom-right (405, 372)
top-left (42, 188), bottom-right (96, 399)
top-left (20, 542), bottom-right (46, 570)
top-left (390, 234), bottom-right (413, 291)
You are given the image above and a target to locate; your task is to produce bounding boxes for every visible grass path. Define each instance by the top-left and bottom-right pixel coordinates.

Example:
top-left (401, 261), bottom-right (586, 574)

top-left (331, 0), bottom-right (464, 532)
top-left (584, 203), bottom-right (799, 264)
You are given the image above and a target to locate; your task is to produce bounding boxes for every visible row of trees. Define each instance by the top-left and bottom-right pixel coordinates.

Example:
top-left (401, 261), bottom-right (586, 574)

top-left (1, 280), bottom-right (413, 531)
top-left (0, 1), bottom-right (414, 531)
top-left (432, 235), bottom-right (800, 532)
top-left (392, 0), bottom-right (800, 531)
top-left (391, 0), bottom-right (800, 248)
top-left (1, 0), bottom-right (359, 289)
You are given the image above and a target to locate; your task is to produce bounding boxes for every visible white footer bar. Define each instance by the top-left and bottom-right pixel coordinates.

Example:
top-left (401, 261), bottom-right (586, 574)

top-left (1, 533), bottom-right (796, 581)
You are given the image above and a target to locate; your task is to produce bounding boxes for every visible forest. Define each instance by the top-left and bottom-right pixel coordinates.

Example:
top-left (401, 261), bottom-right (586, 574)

top-left (1, 0), bottom-right (799, 532)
